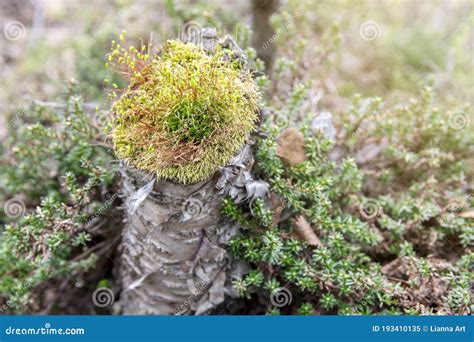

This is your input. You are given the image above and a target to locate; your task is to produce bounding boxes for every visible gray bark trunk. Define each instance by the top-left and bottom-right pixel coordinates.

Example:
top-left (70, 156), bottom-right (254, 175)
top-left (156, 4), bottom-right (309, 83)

top-left (252, 0), bottom-right (279, 75)
top-left (114, 29), bottom-right (266, 315)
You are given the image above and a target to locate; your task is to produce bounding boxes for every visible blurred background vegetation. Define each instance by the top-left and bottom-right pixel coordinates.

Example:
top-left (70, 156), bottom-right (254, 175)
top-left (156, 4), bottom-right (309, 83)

top-left (1, 0), bottom-right (472, 117)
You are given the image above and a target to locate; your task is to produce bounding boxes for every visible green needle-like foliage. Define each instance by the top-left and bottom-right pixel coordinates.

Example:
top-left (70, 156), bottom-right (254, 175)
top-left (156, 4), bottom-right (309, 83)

top-left (0, 86), bottom-right (118, 313)
top-left (110, 38), bottom-right (259, 184)
top-left (222, 86), bottom-right (472, 315)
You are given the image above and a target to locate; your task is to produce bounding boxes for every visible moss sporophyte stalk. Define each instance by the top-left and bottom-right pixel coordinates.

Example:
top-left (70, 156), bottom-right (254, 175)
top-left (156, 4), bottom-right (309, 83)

top-left (108, 36), bottom-right (259, 184)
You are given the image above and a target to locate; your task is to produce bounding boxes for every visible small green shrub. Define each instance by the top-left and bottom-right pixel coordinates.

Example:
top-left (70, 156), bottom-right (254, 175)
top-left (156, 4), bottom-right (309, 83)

top-left (0, 85), bottom-right (118, 313)
top-left (223, 88), bottom-right (472, 315)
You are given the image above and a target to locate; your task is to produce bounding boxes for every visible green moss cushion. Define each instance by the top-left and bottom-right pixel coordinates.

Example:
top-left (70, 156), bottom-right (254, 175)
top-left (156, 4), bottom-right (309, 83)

top-left (112, 40), bottom-right (259, 184)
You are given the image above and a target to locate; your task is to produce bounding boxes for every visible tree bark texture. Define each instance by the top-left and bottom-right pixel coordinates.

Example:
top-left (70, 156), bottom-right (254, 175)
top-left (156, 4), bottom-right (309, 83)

top-left (252, 0), bottom-right (279, 75)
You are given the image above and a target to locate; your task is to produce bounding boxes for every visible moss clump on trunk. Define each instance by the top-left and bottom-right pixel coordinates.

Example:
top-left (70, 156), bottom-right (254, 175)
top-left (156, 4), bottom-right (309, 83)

top-left (110, 38), bottom-right (259, 184)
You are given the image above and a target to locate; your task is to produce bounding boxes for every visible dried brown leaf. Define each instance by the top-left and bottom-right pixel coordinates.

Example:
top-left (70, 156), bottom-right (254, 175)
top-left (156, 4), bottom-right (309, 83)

top-left (293, 215), bottom-right (323, 247)
top-left (276, 128), bottom-right (307, 166)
